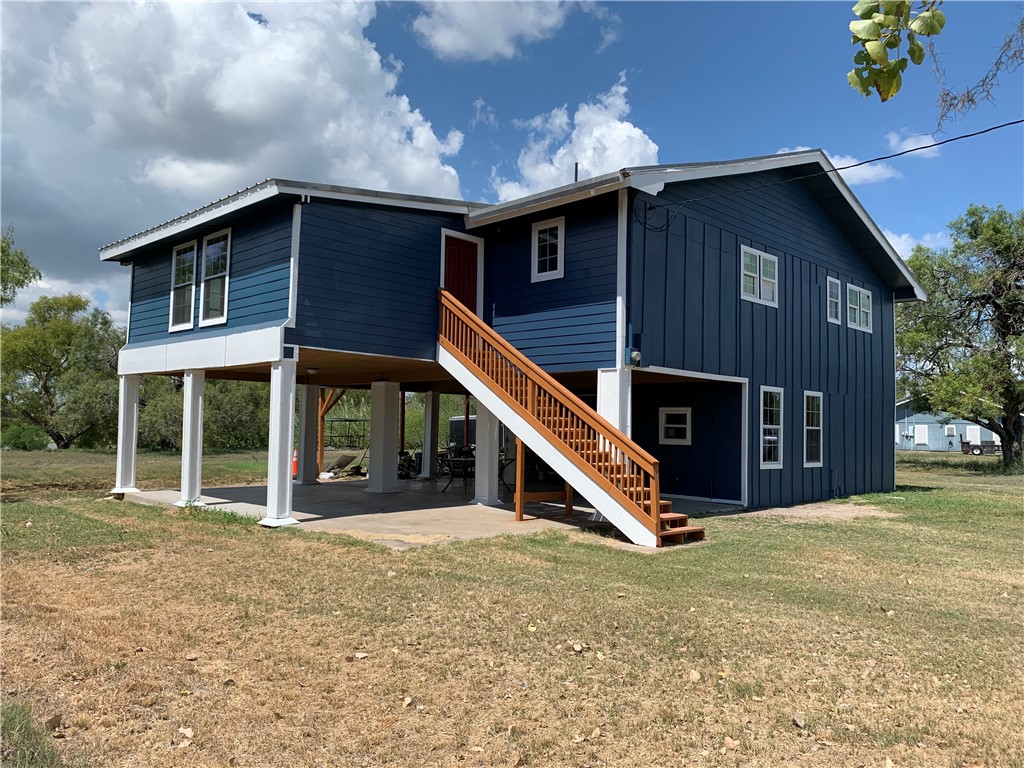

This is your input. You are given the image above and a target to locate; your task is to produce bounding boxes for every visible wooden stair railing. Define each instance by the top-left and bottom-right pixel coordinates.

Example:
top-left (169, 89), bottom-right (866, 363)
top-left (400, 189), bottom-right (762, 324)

top-left (439, 289), bottom-right (674, 540)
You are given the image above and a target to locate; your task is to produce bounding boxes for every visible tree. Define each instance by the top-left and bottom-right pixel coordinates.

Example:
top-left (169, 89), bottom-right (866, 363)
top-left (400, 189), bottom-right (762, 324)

top-left (897, 205), bottom-right (1024, 469)
top-left (848, 1), bottom-right (946, 103)
top-left (1, 294), bottom-right (123, 449)
top-left (1, 225), bottom-right (41, 306)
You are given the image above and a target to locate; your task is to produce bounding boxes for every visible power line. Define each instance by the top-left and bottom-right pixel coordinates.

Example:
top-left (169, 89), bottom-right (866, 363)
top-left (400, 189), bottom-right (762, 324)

top-left (634, 118), bottom-right (1024, 233)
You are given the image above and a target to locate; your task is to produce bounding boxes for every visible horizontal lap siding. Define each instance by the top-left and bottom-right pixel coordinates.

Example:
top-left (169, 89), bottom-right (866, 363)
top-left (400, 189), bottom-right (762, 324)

top-left (628, 172), bottom-right (895, 508)
top-left (285, 201), bottom-right (466, 360)
top-left (127, 204), bottom-right (293, 344)
top-left (482, 196), bottom-right (618, 372)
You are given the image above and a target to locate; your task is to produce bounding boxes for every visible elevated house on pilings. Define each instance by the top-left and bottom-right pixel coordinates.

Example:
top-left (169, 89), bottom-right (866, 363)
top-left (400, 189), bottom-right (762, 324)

top-left (103, 150), bottom-right (924, 547)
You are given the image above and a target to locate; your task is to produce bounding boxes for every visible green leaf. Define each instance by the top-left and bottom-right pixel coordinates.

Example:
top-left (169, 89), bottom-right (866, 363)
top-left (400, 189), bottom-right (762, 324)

top-left (853, 49), bottom-right (872, 65)
top-left (885, 32), bottom-right (901, 49)
top-left (882, 15), bottom-right (899, 28)
top-left (850, 19), bottom-right (881, 40)
top-left (908, 40), bottom-right (925, 65)
top-left (866, 40), bottom-right (889, 63)
top-left (848, 68), bottom-right (872, 95)
top-left (852, 0), bottom-right (879, 19)
top-left (931, 8), bottom-right (946, 30)
top-left (910, 11), bottom-right (942, 36)
top-left (875, 62), bottom-right (903, 101)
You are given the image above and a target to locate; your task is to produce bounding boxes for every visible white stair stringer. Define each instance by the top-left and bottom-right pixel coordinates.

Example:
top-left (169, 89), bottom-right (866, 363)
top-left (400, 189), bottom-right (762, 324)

top-left (438, 346), bottom-right (658, 547)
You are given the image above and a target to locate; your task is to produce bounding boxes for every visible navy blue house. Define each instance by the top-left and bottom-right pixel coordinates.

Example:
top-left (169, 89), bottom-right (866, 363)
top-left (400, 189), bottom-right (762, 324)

top-left (104, 151), bottom-right (924, 547)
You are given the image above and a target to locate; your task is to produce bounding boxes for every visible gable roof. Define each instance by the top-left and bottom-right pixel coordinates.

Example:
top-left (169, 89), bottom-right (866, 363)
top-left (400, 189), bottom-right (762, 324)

top-left (466, 150), bottom-right (925, 302)
top-left (99, 179), bottom-right (487, 261)
top-left (99, 151), bottom-right (925, 302)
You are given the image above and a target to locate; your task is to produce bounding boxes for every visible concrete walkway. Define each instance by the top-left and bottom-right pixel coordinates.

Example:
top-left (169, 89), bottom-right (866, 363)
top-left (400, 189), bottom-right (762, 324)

top-left (127, 479), bottom-right (738, 549)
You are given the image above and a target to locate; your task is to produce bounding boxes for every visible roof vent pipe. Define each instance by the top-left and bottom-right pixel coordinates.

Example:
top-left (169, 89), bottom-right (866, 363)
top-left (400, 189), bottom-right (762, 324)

top-left (574, 162), bottom-right (579, 183)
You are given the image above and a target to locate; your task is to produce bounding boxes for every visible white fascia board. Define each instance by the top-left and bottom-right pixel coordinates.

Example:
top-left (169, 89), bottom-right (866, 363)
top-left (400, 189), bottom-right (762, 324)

top-left (100, 183), bottom-right (281, 261)
top-left (119, 324), bottom-right (284, 375)
top-left (276, 183), bottom-right (478, 215)
top-left (466, 175), bottom-right (627, 229)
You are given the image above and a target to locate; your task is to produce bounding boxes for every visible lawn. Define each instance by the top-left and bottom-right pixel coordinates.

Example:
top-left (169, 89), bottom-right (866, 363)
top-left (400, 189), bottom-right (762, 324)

top-left (1, 451), bottom-right (1021, 767)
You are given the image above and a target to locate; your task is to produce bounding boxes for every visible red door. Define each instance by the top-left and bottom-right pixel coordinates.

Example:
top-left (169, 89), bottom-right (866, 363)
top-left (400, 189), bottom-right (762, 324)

top-left (444, 236), bottom-right (479, 314)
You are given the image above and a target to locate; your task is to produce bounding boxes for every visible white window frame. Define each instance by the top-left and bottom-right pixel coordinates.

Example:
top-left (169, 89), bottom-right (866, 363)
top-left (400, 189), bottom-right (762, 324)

top-left (168, 240), bottom-right (197, 332)
top-left (944, 425), bottom-right (956, 437)
top-left (199, 229), bottom-right (231, 327)
top-left (826, 276), bottom-right (842, 325)
top-left (740, 245), bottom-right (778, 308)
top-left (531, 217), bottom-right (565, 283)
top-left (659, 407), bottom-right (692, 446)
top-left (847, 284), bottom-right (873, 333)
top-left (803, 391), bottom-right (823, 468)
top-left (914, 424), bottom-right (929, 445)
top-left (760, 386), bottom-right (784, 469)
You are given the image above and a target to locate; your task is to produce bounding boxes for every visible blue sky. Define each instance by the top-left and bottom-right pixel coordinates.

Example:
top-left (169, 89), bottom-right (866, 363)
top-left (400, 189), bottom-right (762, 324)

top-left (2, 1), bottom-right (1022, 324)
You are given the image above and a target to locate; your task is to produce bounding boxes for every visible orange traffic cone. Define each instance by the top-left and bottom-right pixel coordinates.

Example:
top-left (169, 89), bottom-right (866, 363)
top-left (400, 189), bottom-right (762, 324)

top-left (292, 448), bottom-right (298, 478)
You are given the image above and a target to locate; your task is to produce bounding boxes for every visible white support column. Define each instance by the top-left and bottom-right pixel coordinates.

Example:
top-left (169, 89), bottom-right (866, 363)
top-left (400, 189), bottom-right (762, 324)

top-left (473, 403), bottom-right (500, 505)
top-left (112, 374), bottom-right (141, 494)
top-left (296, 383), bottom-right (319, 485)
top-left (418, 391), bottom-right (440, 479)
top-left (597, 367), bottom-right (632, 436)
top-left (177, 369), bottom-right (206, 507)
top-left (261, 359), bottom-right (299, 526)
top-left (367, 380), bottom-right (400, 493)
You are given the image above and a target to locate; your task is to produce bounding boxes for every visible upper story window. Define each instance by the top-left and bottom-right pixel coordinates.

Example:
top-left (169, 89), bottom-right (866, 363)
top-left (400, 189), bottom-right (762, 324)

top-left (200, 230), bottom-right (230, 326)
top-left (847, 284), bottom-right (872, 332)
top-left (760, 386), bottom-right (783, 469)
top-left (659, 407), bottom-right (692, 445)
top-left (531, 217), bottom-right (564, 283)
top-left (740, 245), bottom-right (778, 307)
top-left (826, 277), bottom-right (842, 324)
top-left (169, 241), bottom-right (197, 332)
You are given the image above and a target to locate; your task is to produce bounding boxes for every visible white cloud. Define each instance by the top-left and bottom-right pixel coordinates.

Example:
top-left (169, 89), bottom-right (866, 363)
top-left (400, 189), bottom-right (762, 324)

top-left (492, 73), bottom-right (658, 201)
top-left (581, 2), bottom-right (621, 52)
top-left (471, 98), bottom-right (498, 130)
top-left (885, 129), bottom-right (940, 158)
top-left (4, 2), bottom-right (465, 207)
top-left (882, 229), bottom-right (951, 258)
top-left (1, 273), bottom-right (131, 328)
top-left (413, 1), bottom-right (572, 61)
top-left (777, 146), bottom-right (901, 185)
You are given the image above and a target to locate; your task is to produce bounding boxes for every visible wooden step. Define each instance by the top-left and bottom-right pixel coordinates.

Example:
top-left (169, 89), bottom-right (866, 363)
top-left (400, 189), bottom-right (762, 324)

top-left (657, 525), bottom-right (706, 545)
top-left (643, 499), bottom-right (672, 512)
top-left (658, 511), bottom-right (689, 526)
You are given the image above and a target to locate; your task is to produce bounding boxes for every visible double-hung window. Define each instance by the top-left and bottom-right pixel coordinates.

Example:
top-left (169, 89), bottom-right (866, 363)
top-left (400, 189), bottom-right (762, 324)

top-left (169, 241), bottom-right (197, 331)
top-left (847, 285), bottom-right (872, 332)
top-left (826, 277), bottom-right (842, 324)
top-left (199, 230), bottom-right (230, 326)
top-left (531, 217), bottom-right (564, 282)
top-left (803, 391), bottom-right (823, 467)
top-left (760, 386), bottom-right (783, 469)
top-left (659, 407), bottom-right (692, 445)
top-left (740, 245), bottom-right (778, 307)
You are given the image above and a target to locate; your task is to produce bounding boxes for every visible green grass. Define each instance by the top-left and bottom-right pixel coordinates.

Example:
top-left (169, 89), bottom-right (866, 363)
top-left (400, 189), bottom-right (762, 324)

top-left (1, 700), bottom-right (88, 768)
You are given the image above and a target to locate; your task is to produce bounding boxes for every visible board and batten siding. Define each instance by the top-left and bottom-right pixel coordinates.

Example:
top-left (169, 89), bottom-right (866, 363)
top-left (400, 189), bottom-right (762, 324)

top-left (480, 195), bottom-right (618, 372)
top-left (127, 204), bottom-right (293, 344)
top-left (284, 201), bottom-right (467, 360)
top-left (627, 172), bottom-right (896, 508)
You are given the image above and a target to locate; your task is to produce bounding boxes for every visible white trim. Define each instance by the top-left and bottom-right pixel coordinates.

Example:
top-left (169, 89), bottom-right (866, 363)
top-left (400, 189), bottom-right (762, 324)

top-left (826, 276), bottom-right (842, 325)
top-left (531, 216), bottom-right (565, 283)
top-left (466, 177), bottom-right (628, 229)
top-left (126, 264), bottom-right (134, 341)
top-left (597, 368), bottom-right (631, 436)
top-left (740, 381), bottom-right (749, 506)
top-left (616, 189), bottom-right (628, 368)
top-left (261, 359), bottom-right (299, 526)
top-left (285, 203), bottom-right (302, 328)
top-left (178, 369), bottom-right (206, 507)
top-left (198, 228), bottom-right (231, 327)
top-left (168, 240), bottom-right (197, 332)
top-left (640, 365), bottom-right (748, 385)
top-left (111, 374), bottom-right (141, 494)
top-left (740, 245), bottom-right (778, 308)
top-left (803, 390), bottom-right (823, 468)
top-left (760, 385), bottom-right (784, 470)
top-left (847, 284), bottom-right (873, 333)
top-left (276, 183), bottom-right (477, 215)
top-left (292, 342), bottom-right (436, 364)
top-left (118, 324), bottom-right (285, 375)
top-left (663, 493), bottom-right (744, 506)
top-left (439, 229), bottom-right (485, 319)
top-left (659, 407), bottom-right (692, 445)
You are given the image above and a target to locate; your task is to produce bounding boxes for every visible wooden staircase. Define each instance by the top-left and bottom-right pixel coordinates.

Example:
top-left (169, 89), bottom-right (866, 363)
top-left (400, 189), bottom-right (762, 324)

top-left (438, 290), bottom-right (705, 547)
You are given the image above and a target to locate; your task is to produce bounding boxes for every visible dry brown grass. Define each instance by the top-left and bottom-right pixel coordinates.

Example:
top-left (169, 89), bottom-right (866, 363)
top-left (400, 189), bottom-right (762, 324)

top-left (2, 453), bottom-right (1023, 767)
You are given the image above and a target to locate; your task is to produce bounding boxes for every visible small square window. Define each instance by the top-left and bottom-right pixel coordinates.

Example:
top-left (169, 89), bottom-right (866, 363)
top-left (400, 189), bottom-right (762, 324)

top-left (944, 425), bottom-right (956, 437)
top-left (847, 285), bottom-right (872, 332)
top-left (659, 407), bottom-right (692, 445)
top-left (531, 217), bottom-right (565, 282)
top-left (740, 245), bottom-right (778, 307)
